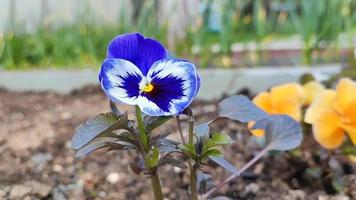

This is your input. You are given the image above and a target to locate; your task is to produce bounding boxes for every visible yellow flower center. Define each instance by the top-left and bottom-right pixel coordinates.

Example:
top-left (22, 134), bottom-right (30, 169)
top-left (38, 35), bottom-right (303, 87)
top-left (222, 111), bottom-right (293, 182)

top-left (143, 83), bottom-right (154, 93)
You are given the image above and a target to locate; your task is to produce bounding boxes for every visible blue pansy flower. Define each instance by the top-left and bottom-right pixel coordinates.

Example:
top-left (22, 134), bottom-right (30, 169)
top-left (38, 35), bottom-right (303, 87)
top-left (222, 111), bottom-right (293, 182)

top-left (99, 33), bottom-right (200, 116)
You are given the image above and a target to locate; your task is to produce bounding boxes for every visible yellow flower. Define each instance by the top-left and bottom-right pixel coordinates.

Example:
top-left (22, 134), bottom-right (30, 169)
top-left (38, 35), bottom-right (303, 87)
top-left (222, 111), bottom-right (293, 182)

top-left (305, 78), bottom-right (356, 149)
top-left (253, 83), bottom-right (305, 121)
top-left (249, 83), bottom-right (305, 137)
top-left (302, 81), bottom-right (325, 106)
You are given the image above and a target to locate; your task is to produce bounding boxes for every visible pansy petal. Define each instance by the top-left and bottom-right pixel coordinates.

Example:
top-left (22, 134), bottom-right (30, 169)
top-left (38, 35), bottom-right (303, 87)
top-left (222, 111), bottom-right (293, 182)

top-left (106, 33), bottom-right (166, 75)
top-left (253, 92), bottom-right (272, 113)
top-left (333, 78), bottom-right (356, 114)
top-left (195, 75), bottom-right (201, 96)
top-left (339, 123), bottom-right (356, 145)
top-left (270, 83), bottom-right (305, 106)
top-left (304, 90), bottom-right (336, 124)
top-left (139, 59), bottom-right (198, 116)
top-left (313, 111), bottom-right (345, 149)
top-left (100, 58), bottom-right (143, 105)
top-left (344, 99), bottom-right (356, 123)
top-left (276, 99), bottom-right (302, 121)
top-left (303, 81), bottom-right (325, 106)
top-left (248, 121), bottom-right (265, 137)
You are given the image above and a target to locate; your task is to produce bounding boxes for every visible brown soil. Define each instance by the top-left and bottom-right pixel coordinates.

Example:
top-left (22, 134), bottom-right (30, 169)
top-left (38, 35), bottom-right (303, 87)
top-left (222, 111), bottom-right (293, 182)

top-left (0, 86), bottom-right (355, 200)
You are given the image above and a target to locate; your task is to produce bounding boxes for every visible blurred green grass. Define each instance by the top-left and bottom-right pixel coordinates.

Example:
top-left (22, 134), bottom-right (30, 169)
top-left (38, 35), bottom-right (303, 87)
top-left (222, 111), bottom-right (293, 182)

top-left (0, 0), bottom-right (355, 70)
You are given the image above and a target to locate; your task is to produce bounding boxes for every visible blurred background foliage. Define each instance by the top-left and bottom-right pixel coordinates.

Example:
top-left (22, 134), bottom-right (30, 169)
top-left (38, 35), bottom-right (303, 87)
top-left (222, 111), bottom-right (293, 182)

top-left (0, 0), bottom-right (355, 69)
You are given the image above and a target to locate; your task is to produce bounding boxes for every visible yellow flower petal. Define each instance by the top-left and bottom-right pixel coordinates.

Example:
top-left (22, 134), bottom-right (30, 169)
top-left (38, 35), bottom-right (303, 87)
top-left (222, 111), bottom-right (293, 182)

top-left (339, 122), bottom-right (356, 146)
top-left (303, 81), bottom-right (325, 106)
top-left (344, 99), bottom-right (356, 123)
top-left (270, 83), bottom-right (305, 106)
top-left (313, 111), bottom-right (345, 149)
top-left (247, 121), bottom-right (265, 137)
top-left (276, 99), bottom-right (302, 121)
top-left (250, 129), bottom-right (265, 137)
top-left (333, 78), bottom-right (356, 115)
top-left (304, 90), bottom-right (336, 124)
top-left (253, 92), bottom-right (272, 113)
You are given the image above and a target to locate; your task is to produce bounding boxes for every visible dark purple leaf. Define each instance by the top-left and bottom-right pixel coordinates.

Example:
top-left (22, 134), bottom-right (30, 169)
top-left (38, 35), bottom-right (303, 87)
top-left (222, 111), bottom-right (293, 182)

top-left (75, 137), bottom-right (132, 158)
top-left (218, 95), bottom-right (268, 123)
top-left (195, 123), bottom-right (210, 138)
top-left (209, 156), bottom-right (238, 174)
top-left (71, 113), bottom-right (129, 150)
top-left (253, 115), bottom-right (303, 151)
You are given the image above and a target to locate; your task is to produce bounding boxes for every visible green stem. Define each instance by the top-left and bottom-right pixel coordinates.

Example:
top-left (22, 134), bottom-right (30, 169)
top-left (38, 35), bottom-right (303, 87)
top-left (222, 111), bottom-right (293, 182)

top-left (135, 106), bottom-right (163, 200)
top-left (150, 169), bottom-right (164, 200)
top-left (135, 105), bottom-right (148, 151)
top-left (188, 116), bottom-right (198, 200)
top-left (188, 117), bottom-right (194, 146)
top-left (190, 164), bottom-right (198, 200)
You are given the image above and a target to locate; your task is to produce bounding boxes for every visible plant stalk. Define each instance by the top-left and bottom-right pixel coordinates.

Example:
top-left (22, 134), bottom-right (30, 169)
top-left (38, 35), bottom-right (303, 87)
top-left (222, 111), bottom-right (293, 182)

top-left (150, 169), bottom-right (164, 200)
top-left (202, 145), bottom-right (271, 199)
top-left (190, 164), bottom-right (198, 200)
top-left (175, 116), bottom-right (186, 144)
top-left (135, 106), bottom-right (163, 200)
top-left (188, 116), bottom-right (198, 200)
top-left (188, 117), bottom-right (194, 146)
top-left (135, 105), bottom-right (148, 151)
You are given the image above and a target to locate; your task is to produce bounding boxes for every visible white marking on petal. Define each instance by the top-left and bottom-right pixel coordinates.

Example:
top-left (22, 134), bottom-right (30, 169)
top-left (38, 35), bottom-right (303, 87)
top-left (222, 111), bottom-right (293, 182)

top-left (100, 58), bottom-right (144, 105)
top-left (143, 59), bottom-right (199, 115)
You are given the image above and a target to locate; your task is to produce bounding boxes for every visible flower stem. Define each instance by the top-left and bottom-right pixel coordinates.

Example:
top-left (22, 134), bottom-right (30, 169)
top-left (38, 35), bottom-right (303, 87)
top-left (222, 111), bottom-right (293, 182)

top-left (176, 116), bottom-right (198, 199)
top-left (202, 145), bottom-right (271, 199)
top-left (135, 106), bottom-right (163, 200)
top-left (188, 117), bottom-right (194, 146)
top-left (150, 169), bottom-right (164, 200)
top-left (175, 116), bottom-right (186, 144)
top-left (135, 105), bottom-right (148, 151)
top-left (190, 163), bottom-right (198, 200)
top-left (188, 116), bottom-right (198, 200)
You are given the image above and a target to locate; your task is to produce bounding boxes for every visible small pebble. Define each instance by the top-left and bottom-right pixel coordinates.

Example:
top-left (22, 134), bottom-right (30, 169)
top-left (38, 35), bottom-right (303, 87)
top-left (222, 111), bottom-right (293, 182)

top-left (173, 167), bottom-right (182, 173)
top-left (98, 191), bottom-right (106, 198)
top-left (244, 183), bottom-right (259, 195)
top-left (60, 112), bottom-right (72, 120)
top-left (53, 164), bottom-right (63, 172)
top-left (106, 172), bottom-right (120, 184)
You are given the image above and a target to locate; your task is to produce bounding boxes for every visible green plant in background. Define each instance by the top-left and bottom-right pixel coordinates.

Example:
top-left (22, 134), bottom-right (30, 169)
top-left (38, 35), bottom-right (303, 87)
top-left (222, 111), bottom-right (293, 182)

top-left (0, 0), bottom-right (355, 69)
top-left (252, 0), bottom-right (276, 64)
top-left (289, 0), bottom-right (347, 64)
top-left (136, 0), bottom-right (167, 43)
top-left (218, 0), bottom-right (238, 67)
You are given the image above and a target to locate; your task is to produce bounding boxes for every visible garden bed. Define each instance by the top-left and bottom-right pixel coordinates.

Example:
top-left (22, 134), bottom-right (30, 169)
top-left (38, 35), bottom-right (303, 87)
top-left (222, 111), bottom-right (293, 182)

top-left (0, 86), bottom-right (354, 200)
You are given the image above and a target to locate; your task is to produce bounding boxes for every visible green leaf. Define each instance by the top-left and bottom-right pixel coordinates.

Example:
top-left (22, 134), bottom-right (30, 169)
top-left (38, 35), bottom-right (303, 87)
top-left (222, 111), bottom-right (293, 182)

top-left (71, 113), bottom-right (129, 150)
top-left (218, 95), bottom-right (268, 123)
top-left (210, 133), bottom-right (233, 145)
top-left (149, 145), bottom-right (160, 167)
top-left (144, 115), bottom-right (173, 132)
top-left (179, 143), bottom-right (196, 158)
top-left (145, 146), bottom-right (161, 168)
top-left (203, 149), bottom-right (222, 158)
